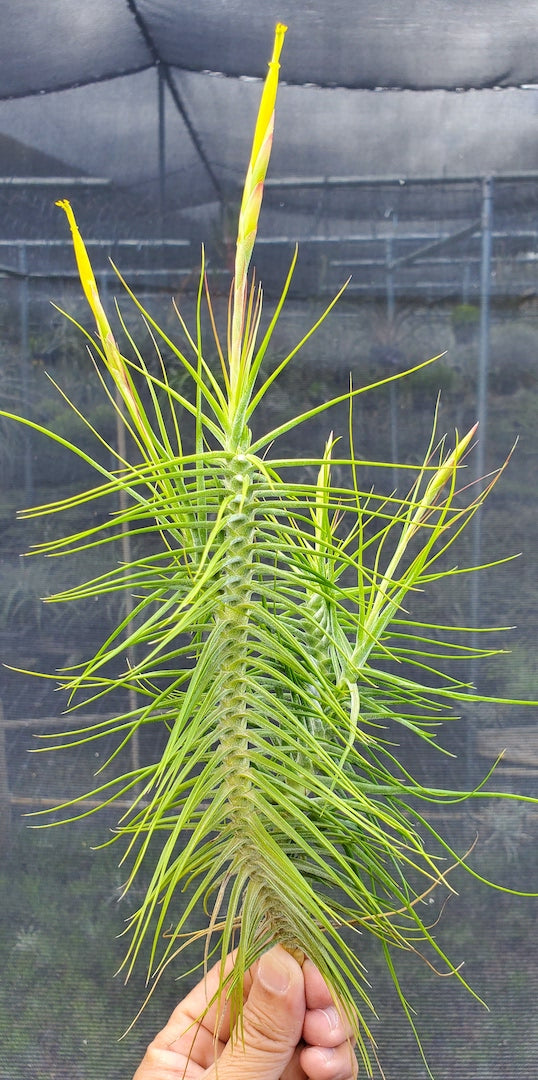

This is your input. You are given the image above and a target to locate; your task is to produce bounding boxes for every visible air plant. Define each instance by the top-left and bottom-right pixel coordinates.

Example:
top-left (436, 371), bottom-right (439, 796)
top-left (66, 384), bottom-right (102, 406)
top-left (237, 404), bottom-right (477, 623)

top-left (3, 23), bottom-right (537, 1078)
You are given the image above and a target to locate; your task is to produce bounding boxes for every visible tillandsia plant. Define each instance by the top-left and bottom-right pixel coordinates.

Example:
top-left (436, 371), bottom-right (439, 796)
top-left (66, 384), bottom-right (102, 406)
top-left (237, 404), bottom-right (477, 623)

top-left (3, 22), bottom-right (538, 1078)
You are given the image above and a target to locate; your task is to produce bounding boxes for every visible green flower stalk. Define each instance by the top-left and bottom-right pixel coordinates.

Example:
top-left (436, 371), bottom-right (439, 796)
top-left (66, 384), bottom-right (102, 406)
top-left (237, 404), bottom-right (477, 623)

top-left (3, 23), bottom-right (537, 1079)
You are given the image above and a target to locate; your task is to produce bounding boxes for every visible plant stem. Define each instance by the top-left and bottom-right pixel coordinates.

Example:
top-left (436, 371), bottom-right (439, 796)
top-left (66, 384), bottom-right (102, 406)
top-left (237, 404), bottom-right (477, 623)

top-left (214, 455), bottom-right (261, 907)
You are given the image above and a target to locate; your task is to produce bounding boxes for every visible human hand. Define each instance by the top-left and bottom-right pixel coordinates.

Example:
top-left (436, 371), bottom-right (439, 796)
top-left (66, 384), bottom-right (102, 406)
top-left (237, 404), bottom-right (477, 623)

top-left (132, 944), bottom-right (358, 1080)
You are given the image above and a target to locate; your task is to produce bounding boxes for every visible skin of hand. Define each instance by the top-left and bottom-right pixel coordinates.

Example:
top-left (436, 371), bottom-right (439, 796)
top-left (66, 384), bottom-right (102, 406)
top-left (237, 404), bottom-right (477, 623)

top-left (132, 944), bottom-right (359, 1080)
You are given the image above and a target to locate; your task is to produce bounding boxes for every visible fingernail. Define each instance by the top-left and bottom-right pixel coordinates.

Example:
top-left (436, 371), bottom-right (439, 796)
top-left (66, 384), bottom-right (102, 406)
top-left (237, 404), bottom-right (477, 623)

top-left (258, 949), bottom-right (291, 994)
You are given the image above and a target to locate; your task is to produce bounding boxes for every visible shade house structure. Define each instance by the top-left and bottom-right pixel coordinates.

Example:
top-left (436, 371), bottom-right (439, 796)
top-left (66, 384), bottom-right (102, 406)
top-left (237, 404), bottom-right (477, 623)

top-left (0, 3), bottom-right (537, 1078)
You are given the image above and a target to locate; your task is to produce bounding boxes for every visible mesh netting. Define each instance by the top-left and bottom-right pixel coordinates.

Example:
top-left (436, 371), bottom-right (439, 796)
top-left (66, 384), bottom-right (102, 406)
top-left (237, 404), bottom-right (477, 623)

top-left (1, 6), bottom-right (537, 1079)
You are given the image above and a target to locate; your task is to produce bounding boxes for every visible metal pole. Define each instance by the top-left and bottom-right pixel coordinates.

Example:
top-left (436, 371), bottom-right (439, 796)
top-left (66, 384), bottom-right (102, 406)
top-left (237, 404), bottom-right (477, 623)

top-left (471, 178), bottom-right (494, 643)
top-left (468, 176), bottom-right (493, 782)
top-left (18, 245), bottom-right (33, 501)
top-left (0, 702), bottom-right (12, 847)
top-left (158, 64), bottom-right (167, 236)
top-left (385, 235), bottom-right (399, 491)
top-left (462, 261), bottom-right (471, 304)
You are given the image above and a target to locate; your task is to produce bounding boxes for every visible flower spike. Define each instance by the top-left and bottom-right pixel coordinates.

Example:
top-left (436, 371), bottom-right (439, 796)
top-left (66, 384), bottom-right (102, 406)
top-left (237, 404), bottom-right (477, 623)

top-left (56, 199), bottom-right (154, 455)
top-left (230, 23), bottom-right (287, 397)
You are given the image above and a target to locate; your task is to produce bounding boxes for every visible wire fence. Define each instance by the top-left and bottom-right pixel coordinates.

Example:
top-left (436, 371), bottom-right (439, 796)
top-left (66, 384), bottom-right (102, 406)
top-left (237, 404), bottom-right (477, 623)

top-left (1, 171), bottom-right (537, 1080)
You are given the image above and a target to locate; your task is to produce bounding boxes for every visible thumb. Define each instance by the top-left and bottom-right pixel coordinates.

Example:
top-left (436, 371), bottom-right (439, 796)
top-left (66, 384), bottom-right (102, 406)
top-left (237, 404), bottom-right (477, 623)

top-left (209, 945), bottom-right (305, 1080)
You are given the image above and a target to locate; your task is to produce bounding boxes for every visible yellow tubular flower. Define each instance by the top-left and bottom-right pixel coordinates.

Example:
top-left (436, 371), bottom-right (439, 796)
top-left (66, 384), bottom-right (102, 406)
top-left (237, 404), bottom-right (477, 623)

top-left (230, 23), bottom-right (287, 393)
top-left (57, 199), bottom-right (149, 445)
top-left (249, 22), bottom-right (287, 177)
top-left (57, 200), bottom-right (120, 365)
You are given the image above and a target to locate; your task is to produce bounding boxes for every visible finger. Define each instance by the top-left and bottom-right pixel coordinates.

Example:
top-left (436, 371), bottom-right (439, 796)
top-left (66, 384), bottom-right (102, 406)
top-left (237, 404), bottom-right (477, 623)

top-left (302, 962), bottom-right (356, 1048)
top-left (281, 1044), bottom-right (308, 1080)
top-left (156, 949), bottom-right (248, 1045)
top-left (132, 948), bottom-right (251, 1080)
top-left (303, 959), bottom-right (336, 1011)
top-left (303, 960), bottom-right (354, 1023)
top-left (204, 945), bottom-right (305, 1080)
top-left (303, 1003), bottom-right (356, 1049)
top-left (300, 1040), bottom-right (359, 1080)
top-left (132, 1041), bottom-right (205, 1080)
top-left (147, 948), bottom-right (255, 1070)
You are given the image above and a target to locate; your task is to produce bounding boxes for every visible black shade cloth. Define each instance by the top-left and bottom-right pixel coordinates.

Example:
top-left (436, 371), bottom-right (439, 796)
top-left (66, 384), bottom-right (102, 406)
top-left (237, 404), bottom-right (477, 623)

top-left (2, 0), bottom-right (538, 97)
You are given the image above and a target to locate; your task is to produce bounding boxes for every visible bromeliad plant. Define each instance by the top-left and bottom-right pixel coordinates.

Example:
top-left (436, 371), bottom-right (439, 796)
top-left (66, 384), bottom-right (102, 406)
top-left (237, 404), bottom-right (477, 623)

top-left (4, 23), bottom-right (537, 1078)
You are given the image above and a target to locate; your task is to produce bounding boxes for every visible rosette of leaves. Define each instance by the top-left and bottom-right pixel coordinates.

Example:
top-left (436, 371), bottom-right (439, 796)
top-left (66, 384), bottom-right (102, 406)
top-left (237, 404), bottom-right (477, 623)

top-left (3, 24), bottom-right (537, 1078)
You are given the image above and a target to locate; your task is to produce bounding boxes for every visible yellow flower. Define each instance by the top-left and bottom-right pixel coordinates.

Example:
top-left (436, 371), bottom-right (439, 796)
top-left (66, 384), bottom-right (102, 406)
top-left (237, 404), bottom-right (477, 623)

top-left (249, 22), bottom-right (287, 179)
top-left (57, 199), bottom-right (149, 443)
top-left (230, 23), bottom-right (287, 396)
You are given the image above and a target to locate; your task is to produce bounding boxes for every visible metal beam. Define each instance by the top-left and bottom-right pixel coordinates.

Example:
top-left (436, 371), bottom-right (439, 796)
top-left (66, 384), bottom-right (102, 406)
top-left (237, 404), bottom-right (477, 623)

top-left (0, 267), bottom-right (194, 280)
top-left (265, 171), bottom-right (538, 189)
top-left (256, 229), bottom-right (538, 245)
top-left (0, 238), bottom-right (189, 247)
top-left (0, 176), bottom-right (110, 186)
top-left (389, 220), bottom-right (481, 269)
